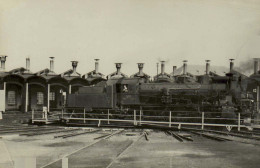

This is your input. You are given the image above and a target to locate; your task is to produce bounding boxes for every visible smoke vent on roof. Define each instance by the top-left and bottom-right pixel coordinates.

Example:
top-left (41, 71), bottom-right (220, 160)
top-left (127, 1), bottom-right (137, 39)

top-left (161, 61), bottom-right (165, 75)
top-left (138, 63), bottom-right (144, 75)
top-left (254, 58), bottom-right (259, 75)
top-left (49, 57), bottom-right (55, 73)
top-left (71, 61), bottom-right (78, 76)
top-left (172, 66), bottom-right (177, 76)
top-left (183, 60), bottom-right (187, 75)
top-left (26, 57), bottom-right (30, 73)
top-left (205, 60), bottom-right (210, 75)
top-left (229, 59), bottom-right (234, 72)
top-left (95, 59), bottom-right (99, 74)
top-left (0, 56), bottom-right (7, 71)
top-left (115, 63), bottom-right (122, 75)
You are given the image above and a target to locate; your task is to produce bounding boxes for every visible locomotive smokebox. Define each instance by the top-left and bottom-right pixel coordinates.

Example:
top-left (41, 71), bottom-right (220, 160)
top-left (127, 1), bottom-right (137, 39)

top-left (172, 66), bottom-right (177, 76)
top-left (206, 60), bottom-right (210, 75)
top-left (161, 61), bottom-right (165, 75)
top-left (254, 58), bottom-right (259, 74)
top-left (183, 60), bottom-right (188, 75)
top-left (137, 63), bottom-right (144, 75)
top-left (95, 59), bottom-right (99, 74)
top-left (49, 57), bottom-right (55, 73)
top-left (229, 59), bottom-right (234, 72)
top-left (26, 57), bottom-right (30, 72)
top-left (71, 61), bottom-right (78, 75)
top-left (0, 56), bottom-right (7, 71)
top-left (115, 63), bottom-right (122, 75)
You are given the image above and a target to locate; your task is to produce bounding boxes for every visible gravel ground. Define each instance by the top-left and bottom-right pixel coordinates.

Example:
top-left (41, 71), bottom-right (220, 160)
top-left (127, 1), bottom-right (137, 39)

top-left (0, 127), bottom-right (104, 168)
top-left (111, 132), bottom-right (260, 168)
top-left (0, 127), bottom-right (260, 168)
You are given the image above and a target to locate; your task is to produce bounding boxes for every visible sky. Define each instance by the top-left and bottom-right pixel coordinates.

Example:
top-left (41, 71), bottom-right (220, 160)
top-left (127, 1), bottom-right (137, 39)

top-left (0, 0), bottom-right (260, 76)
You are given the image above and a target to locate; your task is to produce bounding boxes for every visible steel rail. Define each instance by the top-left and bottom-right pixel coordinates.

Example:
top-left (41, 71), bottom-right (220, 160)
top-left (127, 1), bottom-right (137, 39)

top-left (41, 130), bottom-right (124, 168)
top-left (105, 131), bottom-right (148, 168)
top-left (19, 128), bottom-right (82, 136)
top-left (0, 127), bottom-right (63, 135)
top-left (54, 130), bottom-right (100, 139)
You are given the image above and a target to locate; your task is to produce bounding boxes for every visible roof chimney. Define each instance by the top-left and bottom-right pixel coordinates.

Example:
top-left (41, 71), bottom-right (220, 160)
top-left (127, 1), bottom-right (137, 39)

top-left (156, 63), bottom-right (159, 77)
top-left (138, 63), bottom-right (144, 75)
top-left (183, 60), bottom-right (187, 75)
top-left (172, 66), bottom-right (177, 76)
top-left (254, 58), bottom-right (259, 75)
top-left (115, 63), bottom-right (122, 75)
top-left (229, 59), bottom-right (234, 72)
top-left (0, 56), bottom-right (7, 71)
top-left (95, 59), bottom-right (99, 74)
top-left (26, 57), bottom-right (30, 72)
top-left (205, 60), bottom-right (210, 75)
top-left (161, 61), bottom-right (165, 75)
top-left (71, 61), bottom-right (78, 75)
top-left (49, 57), bottom-right (55, 73)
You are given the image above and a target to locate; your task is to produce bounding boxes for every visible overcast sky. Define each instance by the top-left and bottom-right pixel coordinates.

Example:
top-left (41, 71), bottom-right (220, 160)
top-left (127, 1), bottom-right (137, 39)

top-left (1, 0), bottom-right (260, 76)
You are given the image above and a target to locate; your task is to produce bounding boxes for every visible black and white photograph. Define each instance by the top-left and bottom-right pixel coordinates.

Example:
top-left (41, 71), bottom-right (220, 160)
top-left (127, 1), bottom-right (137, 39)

top-left (0, 0), bottom-right (260, 167)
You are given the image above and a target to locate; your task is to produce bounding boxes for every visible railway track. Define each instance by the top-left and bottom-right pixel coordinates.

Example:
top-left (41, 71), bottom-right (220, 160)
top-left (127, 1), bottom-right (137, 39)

top-left (41, 129), bottom-right (148, 168)
top-left (54, 129), bottom-right (100, 139)
top-left (3, 124), bottom-right (259, 168)
top-left (164, 129), bottom-right (233, 142)
top-left (165, 130), bottom-right (184, 142)
top-left (105, 130), bottom-right (148, 168)
top-left (19, 128), bottom-right (82, 136)
top-left (231, 130), bottom-right (260, 137)
top-left (142, 123), bottom-right (234, 142)
top-left (0, 126), bottom-right (64, 135)
top-left (94, 129), bottom-right (125, 140)
top-left (172, 126), bottom-right (260, 141)
top-left (189, 131), bottom-right (232, 141)
top-left (209, 130), bottom-right (260, 141)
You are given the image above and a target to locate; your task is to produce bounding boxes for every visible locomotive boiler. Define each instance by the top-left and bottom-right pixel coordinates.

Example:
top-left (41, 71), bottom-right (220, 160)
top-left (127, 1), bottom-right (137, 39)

top-left (67, 60), bottom-right (255, 124)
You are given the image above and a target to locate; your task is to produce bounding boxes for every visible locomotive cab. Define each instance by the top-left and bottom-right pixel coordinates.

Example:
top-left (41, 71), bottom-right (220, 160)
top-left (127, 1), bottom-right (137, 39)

top-left (113, 78), bottom-right (141, 109)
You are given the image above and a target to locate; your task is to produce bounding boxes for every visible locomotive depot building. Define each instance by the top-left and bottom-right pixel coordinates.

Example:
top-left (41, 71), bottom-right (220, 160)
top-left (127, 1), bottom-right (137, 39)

top-left (0, 55), bottom-right (260, 117)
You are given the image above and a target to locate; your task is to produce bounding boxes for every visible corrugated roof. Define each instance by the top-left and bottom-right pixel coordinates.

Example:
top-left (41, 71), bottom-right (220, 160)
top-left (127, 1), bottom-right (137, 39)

top-left (130, 72), bottom-right (150, 78)
top-left (60, 69), bottom-right (81, 77)
top-left (107, 71), bottom-right (128, 79)
top-left (35, 68), bottom-right (57, 76)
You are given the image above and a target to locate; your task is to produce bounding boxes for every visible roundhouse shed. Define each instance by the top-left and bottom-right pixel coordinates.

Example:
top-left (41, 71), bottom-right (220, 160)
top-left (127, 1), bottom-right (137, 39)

top-left (0, 57), bottom-right (105, 112)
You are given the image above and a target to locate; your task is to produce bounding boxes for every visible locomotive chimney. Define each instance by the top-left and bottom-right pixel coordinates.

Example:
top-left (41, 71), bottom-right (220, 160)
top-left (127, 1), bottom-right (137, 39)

top-left (95, 59), bottom-right (99, 74)
top-left (229, 59), bottom-right (234, 72)
top-left (254, 58), bottom-right (259, 75)
top-left (172, 66), bottom-right (177, 76)
top-left (205, 60), bottom-right (210, 75)
top-left (138, 63), bottom-right (144, 75)
top-left (161, 61), bottom-right (165, 75)
top-left (71, 61), bottom-right (78, 75)
top-left (183, 60), bottom-right (187, 75)
top-left (26, 57), bottom-right (30, 72)
top-left (49, 57), bottom-right (55, 72)
top-left (0, 56), bottom-right (7, 71)
top-left (115, 63), bottom-right (122, 75)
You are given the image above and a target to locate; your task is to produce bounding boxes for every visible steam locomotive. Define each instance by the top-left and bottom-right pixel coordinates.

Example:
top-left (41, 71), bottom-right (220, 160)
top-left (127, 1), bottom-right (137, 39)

top-left (66, 60), bottom-right (256, 124)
